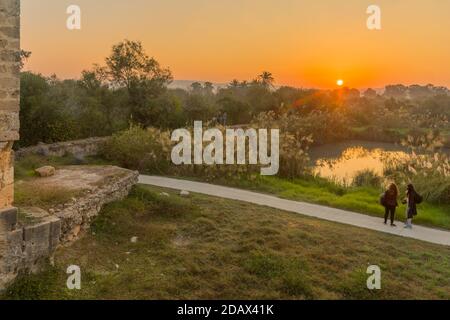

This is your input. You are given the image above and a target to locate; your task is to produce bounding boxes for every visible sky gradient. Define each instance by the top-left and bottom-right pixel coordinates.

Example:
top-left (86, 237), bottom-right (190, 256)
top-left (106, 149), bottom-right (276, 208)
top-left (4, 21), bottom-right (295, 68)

top-left (21, 0), bottom-right (450, 89)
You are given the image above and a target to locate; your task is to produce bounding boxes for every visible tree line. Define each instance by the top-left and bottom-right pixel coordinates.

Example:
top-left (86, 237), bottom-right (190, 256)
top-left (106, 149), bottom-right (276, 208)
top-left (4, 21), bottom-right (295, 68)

top-left (18, 40), bottom-right (450, 148)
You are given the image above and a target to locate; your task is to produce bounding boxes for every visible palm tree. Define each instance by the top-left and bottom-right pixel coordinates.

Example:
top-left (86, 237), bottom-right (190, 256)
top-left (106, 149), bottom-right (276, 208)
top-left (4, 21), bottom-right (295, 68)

top-left (257, 71), bottom-right (275, 89)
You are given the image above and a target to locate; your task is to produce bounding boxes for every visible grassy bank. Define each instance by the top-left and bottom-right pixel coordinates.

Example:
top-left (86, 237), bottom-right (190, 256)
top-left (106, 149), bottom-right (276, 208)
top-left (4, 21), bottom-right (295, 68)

top-left (14, 154), bottom-right (450, 230)
top-left (3, 185), bottom-right (449, 300)
top-left (187, 175), bottom-right (450, 230)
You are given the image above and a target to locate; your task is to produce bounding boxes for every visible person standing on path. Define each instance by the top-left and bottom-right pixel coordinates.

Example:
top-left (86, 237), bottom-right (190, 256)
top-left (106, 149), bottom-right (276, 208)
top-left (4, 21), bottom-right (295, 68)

top-left (382, 183), bottom-right (399, 227)
top-left (403, 184), bottom-right (422, 229)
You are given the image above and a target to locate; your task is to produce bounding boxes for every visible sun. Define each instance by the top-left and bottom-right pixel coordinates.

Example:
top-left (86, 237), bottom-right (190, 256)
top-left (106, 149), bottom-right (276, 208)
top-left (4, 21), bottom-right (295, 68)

top-left (337, 79), bottom-right (344, 86)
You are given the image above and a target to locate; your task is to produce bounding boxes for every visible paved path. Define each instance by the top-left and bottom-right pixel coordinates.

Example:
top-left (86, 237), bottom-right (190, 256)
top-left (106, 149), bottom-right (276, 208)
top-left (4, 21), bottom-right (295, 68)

top-left (139, 175), bottom-right (450, 247)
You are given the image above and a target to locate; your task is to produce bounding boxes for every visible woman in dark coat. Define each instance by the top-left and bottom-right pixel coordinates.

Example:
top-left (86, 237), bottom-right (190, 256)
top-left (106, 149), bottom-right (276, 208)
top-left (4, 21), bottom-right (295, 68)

top-left (403, 184), bottom-right (420, 229)
top-left (383, 183), bottom-right (399, 226)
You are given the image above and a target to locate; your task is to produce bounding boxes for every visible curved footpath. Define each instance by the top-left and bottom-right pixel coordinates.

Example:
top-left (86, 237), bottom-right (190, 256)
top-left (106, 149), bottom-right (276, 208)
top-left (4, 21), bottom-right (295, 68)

top-left (139, 175), bottom-right (450, 247)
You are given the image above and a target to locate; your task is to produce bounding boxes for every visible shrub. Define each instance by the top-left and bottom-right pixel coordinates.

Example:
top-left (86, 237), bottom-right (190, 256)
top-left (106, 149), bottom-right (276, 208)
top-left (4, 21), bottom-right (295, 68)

top-left (100, 119), bottom-right (313, 180)
top-left (254, 111), bottom-right (313, 179)
top-left (384, 132), bottom-right (450, 204)
top-left (101, 126), bottom-right (172, 173)
top-left (352, 170), bottom-right (382, 188)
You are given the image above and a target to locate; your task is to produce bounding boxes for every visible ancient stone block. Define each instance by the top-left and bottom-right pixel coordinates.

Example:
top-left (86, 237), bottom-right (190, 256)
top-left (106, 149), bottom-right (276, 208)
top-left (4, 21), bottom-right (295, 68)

top-left (0, 207), bottom-right (17, 231)
top-left (0, 0), bottom-right (20, 16)
top-left (0, 149), bottom-right (13, 185)
top-left (4, 228), bottom-right (23, 273)
top-left (0, 142), bottom-right (13, 207)
top-left (23, 221), bottom-right (51, 242)
top-left (23, 222), bottom-right (52, 267)
top-left (0, 111), bottom-right (19, 132)
top-left (49, 218), bottom-right (61, 251)
top-left (0, 183), bottom-right (13, 208)
top-left (0, 0), bottom-right (20, 150)
top-left (0, 0), bottom-right (21, 291)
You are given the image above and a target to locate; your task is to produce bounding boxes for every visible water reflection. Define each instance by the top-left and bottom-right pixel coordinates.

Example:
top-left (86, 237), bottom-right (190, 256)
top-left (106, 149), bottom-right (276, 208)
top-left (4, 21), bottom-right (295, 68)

top-left (310, 141), bottom-right (409, 185)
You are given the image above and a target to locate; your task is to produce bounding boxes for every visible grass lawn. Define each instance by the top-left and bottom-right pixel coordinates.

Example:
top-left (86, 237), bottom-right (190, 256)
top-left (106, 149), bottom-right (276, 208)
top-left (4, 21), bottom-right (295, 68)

top-left (3, 185), bottom-right (449, 300)
top-left (14, 154), bottom-right (450, 230)
top-left (195, 175), bottom-right (450, 230)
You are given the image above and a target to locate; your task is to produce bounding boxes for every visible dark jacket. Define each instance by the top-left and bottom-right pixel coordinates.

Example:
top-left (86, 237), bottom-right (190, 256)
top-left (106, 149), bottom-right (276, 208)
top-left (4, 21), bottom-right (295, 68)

top-left (384, 190), bottom-right (398, 208)
top-left (407, 191), bottom-right (418, 217)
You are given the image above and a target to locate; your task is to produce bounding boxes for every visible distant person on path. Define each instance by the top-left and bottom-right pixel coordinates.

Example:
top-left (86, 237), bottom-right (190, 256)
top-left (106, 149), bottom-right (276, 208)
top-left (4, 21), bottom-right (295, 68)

top-left (402, 184), bottom-right (423, 229)
top-left (381, 183), bottom-right (399, 226)
top-left (222, 112), bottom-right (228, 126)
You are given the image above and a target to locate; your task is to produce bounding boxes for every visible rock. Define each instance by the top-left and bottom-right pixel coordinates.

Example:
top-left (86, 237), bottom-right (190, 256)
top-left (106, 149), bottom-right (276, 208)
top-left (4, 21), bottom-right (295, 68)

top-left (35, 166), bottom-right (56, 177)
top-left (20, 207), bottom-right (50, 219)
top-left (180, 190), bottom-right (190, 197)
top-left (159, 192), bottom-right (170, 197)
top-left (72, 225), bottom-right (81, 237)
top-left (131, 236), bottom-right (138, 243)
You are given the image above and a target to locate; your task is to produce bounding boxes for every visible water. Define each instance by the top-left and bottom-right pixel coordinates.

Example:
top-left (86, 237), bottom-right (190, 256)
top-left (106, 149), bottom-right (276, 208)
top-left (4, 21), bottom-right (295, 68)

top-left (310, 140), bottom-right (410, 184)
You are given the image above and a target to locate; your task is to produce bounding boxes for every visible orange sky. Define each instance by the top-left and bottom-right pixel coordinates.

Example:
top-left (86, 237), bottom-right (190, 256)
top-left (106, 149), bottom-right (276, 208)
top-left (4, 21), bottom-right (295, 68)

top-left (21, 0), bottom-right (450, 89)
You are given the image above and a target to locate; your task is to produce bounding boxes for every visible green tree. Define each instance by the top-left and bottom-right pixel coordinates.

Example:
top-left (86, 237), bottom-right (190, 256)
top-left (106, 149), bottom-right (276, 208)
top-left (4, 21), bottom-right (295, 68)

top-left (203, 82), bottom-right (214, 95)
top-left (190, 82), bottom-right (203, 93)
top-left (105, 40), bottom-right (172, 90)
top-left (101, 40), bottom-right (173, 125)
top-left (19, 72), bottom-right (77, 146)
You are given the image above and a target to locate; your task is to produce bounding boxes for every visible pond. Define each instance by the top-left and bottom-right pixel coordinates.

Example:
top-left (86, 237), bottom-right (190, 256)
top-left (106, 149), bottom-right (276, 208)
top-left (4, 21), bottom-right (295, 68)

top-left (310, 140), bottom-right (413, 185)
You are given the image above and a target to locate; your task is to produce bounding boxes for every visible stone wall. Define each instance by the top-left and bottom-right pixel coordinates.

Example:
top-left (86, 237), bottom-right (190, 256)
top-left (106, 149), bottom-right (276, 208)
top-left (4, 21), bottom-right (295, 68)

top-left (1, 209), bottom-right (60, 288)
top-left (15, 137), bottom-right (109, 160)
top-left (0, 166), bottom-right (138, 290)
top-left (0, 0), bottom-right (20, 290)
top-left (0, 141), bottom-right (14, 207)
top-left (0, 0), bottom-right (20, 208)
top-left (50, 166), bottom-right (139, 243)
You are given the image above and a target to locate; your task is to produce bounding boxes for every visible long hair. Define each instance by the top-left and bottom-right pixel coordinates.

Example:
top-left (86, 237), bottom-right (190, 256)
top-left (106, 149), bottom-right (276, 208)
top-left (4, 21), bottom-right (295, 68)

top-left (407, 184), bottom-right (416, 196)
top-left (388, 183), bottom-right (398, 197)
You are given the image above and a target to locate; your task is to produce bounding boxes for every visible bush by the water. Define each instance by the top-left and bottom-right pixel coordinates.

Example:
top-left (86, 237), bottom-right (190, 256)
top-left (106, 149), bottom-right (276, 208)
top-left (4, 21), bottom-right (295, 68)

top-left (101, 123), bottom-right (312, 180)
top-left (384, 132), bottom-right (450, 204)
top-left (352, 170), bottom-right (382, 188)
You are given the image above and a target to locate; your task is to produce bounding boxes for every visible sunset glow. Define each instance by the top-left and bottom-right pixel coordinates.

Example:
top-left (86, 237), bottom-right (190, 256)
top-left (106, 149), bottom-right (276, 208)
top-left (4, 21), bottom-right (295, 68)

top-left (21, 0), bottom-right (450, 89)
top-left (337, 80), bottom-right (344, 87)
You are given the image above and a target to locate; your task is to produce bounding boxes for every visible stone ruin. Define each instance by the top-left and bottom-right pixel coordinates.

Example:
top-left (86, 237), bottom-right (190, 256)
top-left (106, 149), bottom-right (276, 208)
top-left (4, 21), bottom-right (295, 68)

top-left (0, 0), bottom-right (19, 208)
top-left (0, 0), bottom-right (20, 290)
top-left (0, 0), bottom-right (138, 290)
